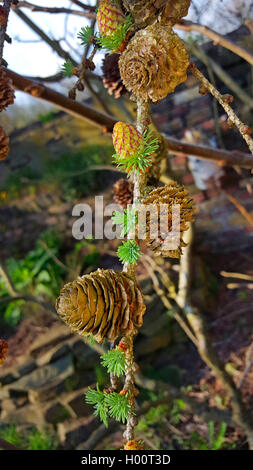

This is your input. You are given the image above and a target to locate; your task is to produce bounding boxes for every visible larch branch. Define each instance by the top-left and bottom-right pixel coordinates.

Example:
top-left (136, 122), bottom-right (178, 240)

top-left (189, 62), bottom-right (253, 155)
top-left (12, 1), bottom-right (95, 19)
top-left (4, 68), bottom-right (253, 169)
top-left (177, 20), bottom-right (253, 66)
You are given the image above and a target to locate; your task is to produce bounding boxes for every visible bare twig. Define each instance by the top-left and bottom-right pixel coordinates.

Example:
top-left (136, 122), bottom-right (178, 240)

top-left (38, 240), bottom-right (76, 274)
top-left (226, 193), bottom-right (253, 225)
top-left (13, 8), bottom-right (112, 115)
top-left (13, 8), bottom-right (78, 64)
top-left (13, 1), bottom-right (95, 19)
top-left (177, 20), bottom-right (253, 66)
top-left (141, 256), bottom-right (198, 346)
top-left (238, 341), bottom-right (253, 389)
top-left (190, 43), bottom-right (253, 110)
top-left (0, 262), bottom-right (19, 297)
top-left (220, 271), bottom-right (253, 282)
top-left (189, 62), bottom-right (253, 155)
top-left (70, 0), bottom-right (95, 12)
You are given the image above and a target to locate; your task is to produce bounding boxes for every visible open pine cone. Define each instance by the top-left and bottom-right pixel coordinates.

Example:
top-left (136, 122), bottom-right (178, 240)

top-left (113, 178), bottom-right (133, 209)
top-left (0, 68), bottom-right (15, 112)
top-left (119, 24), bottom-right (189, 102)
top-left (0, 126), bottom-right (9, 161)
top-left (140, 182), bottom-right (194, 258)
top-left (122, 1), bottom-right (191, 28)
top-left (161, 0), bottom-right (191, 25)
top-left (56, 269), bottom-right (146, 343)
top-left (123, 0), bottom-right (159, 28)
top-left (102, 54), bottom-right (127, 99)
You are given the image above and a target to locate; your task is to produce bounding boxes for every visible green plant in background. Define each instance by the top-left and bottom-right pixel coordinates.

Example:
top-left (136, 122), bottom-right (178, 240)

top-left (0, 424), bottom-right (23, 448)
top-left (0, 425), bottom-right (58, 450)
top-left (0, 230), bottom-right (64, 327)
top-left (38, 110), bottom-right (58, 124)
top-left (184, 421), bottom-right (229, 450)
top-left (1, 145), bottom-right (114, 202)
top-left (0, 231), bottom-right (101, 328)
top-left (27, 428), bottom-right (59, 450)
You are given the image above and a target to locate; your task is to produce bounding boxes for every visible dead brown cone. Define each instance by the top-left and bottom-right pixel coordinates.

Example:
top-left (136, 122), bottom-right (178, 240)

top-left (0, 68), bottom-right (15, 112)
top-left (113, 178), bottom-right (133, 209)
top-left (0, 126), bottom-right (9, 161)
top-left (123, 0), bottom-right (159, 28)
top-left (102, 53), bottom-right (127, 99)
top-left (119, 24), bottom-right (189, 103)
top-left (160, 0), bottom-right (191, 25)
top-left (140, 182), bottom-right (195, 258)
top-left (123, 1), bottom-right (191, 28)
top-left (56, 269), bottom-right (146, 343)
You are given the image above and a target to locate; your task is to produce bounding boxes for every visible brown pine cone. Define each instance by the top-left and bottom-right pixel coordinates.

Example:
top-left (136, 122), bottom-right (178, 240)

top-left (0, 126), bottom-right (9, 161)
top-left (123, 1), bottom-right (191, 28)
top-left (102, 54), bottom-right (127, 99)
top-left (119, 24), bottom-right (189, 102)
top-left (56, 269), bottom-right (146, 343)
top-left (113, 178), bottom-right (133, 209)
top-left (140, 182), bottom-right (194, 258)
top-left (122, 0), bottom-right (159, 28)
top-left (0, 68), bottom-right (15, 112)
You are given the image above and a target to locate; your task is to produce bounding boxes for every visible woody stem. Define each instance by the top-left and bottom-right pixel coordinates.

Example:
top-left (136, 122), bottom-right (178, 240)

top-left (122, 98), bottom-right (151, 441)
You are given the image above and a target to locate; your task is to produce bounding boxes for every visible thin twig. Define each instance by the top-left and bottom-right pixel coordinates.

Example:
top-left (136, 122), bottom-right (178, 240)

top-left (141, 257), bottom-right (198, 346)
top-left (220, 271), bottom-right (253, 282)
top-left (189, 62), bottom-right (253, 155)
top-left (0, 262), bottom-right (19, 297)
top-left (189, 43), bottom-right (253, 110)
top-left (226, 193), bottom-right (253, 225)
top-left (238, 341), bottom-right (253, 389)
top-left (177, 20), bottom-right (253, 66)
top-left (13, 1), bottom-right (95, 19)
top-left (38, 240), bottom-right (76, 274)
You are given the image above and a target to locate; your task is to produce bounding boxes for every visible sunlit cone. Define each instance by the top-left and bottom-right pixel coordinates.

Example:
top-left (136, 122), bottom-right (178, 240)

top-left (161, 0), bottom-right (191, 25)
top-left (0, 68), bottom-right (15, 112)
top-left (0, 126), bottom-right (9, 161)
top-left (113, 122), bottom-right (144, 159)
top-left (56, 269), bottom-right (146, 343)
top-left (97, 0), bottom-right (125, 38)
top-left (122, 0), bottom-right (191, 28)
top-left (140, 182), bottom-right (195, 258)
top-left (119, 24), bottom-right (189, 102)
top-left (113, 178), bottom-right (133, 209)
top-left (0, 339), bottom-right (8, 365)
top-left (102, 53), bottom-right (127, 99)
top-left (124, 439), bottom-right (145, 450)
top-left (122, 0), bottom-right (158, 28)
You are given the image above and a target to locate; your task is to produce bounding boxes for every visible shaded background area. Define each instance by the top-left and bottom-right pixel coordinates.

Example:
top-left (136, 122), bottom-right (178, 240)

top-left (0, 0), bottom-right (253, 451)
